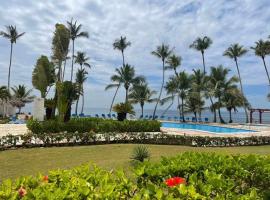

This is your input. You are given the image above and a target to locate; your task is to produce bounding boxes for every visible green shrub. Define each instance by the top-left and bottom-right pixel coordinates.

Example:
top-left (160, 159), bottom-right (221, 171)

top-left (131, 145), bottom-right (150, 162)
top-left (0, 152), bottom-right (269, 199)
top-left (27, 118), bottom-right (161, 134)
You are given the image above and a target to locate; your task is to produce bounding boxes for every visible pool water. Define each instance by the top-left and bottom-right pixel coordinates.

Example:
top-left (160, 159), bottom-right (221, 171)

top-left (162, 122), bottom-right (255, 134)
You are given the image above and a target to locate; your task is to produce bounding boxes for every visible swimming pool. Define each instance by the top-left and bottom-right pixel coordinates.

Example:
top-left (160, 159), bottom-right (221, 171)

top-left (162, 122), bottom-right (255, 134)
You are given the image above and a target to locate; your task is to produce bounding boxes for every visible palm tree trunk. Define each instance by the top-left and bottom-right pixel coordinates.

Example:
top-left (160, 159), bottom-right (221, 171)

top-left (18, 107), bottom-right (21, 114)
top-left (262, 56), bottom-right (270, 85)
top-left (218, 96), bottom-right (225, 123)
top-left (229, 109), bottom-right (232, 123)
top-left (235, 58), bottom-right (249, 123)
top-left (125, 87), bottom-right (129, 103)
top-left (62, 58), bottom-right (67, 81)
top-left (121, 50), bottom-right (125, 66)
top-left (153, 60), bottom-right (165, 119)
top-left (8, 42), bottom-right (13, 91)
top-left (70, 39), bottom-right (75, 82)
top-left (209, 95), bottom-right (216, 122)
top-left (81, 88), bottom-right (84, 114)
top-left (109, 84), bottom-right (120, 114)
top-left (141, 102), bottom-right (144, 117)
top-left (177, 95), bottom-right (181, 121)
top-left (181, 97), bottom-right (185, 122)
top-left (75, 97), bottom-right (79, 115)
top-left (194, 112), bottom-right (197, 122)
top-left (201, 51), bottom-right (206, 74)
top-left (161, 96), bottom-right (174, 116)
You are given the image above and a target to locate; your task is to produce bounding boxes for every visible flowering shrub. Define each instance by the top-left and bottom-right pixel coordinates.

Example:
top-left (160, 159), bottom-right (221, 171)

top-left (0, 152), bottom-right (269, 199)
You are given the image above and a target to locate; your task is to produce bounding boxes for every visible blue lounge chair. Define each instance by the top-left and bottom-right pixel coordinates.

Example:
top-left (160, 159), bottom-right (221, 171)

top-left (139, 115), bottom-right (143, 119)
top-left (148, 115), bottom-right (152, 119)
top-left (154, 115), bottom-right (158, 120)
top-left (144, 115), bottom-right (149, 119)
top-left (95, 114), bottom-right (99, 118)
top-left (160, 116), bottom-right (165, 120)
top-left (107, 114), bottom-right (111, 119)
top-left (205, 117), bottom-right (209, 123)
top-left (186, 117), bottom-right (190, 121)
top-left (101, 114), bottom-right (106, 119)
top-left (79, 113), bottom-right (85, 117)
top-left (112, 114), bottom-right (116, 118)
top-left (192, 117), bottom-right (196, 122)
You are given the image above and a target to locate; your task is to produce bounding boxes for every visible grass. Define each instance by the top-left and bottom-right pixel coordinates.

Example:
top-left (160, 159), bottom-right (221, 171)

top-left (1, 144), bottom-right (270, 181)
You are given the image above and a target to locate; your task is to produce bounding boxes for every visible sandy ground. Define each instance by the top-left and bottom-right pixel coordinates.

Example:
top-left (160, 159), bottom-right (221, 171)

top-left (0, 123), bottom-right (270, 138)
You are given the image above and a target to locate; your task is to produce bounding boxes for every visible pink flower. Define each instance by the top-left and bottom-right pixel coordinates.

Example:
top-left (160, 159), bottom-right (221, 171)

top-left (18, 186), bottom-right (27, 198)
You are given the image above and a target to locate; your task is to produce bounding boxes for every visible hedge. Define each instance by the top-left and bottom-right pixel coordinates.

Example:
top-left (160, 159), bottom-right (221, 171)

top-left (1, 152), bottom-right (269, 199)
top-left (26, 118), bottom-right (161, 134)
top-left (1, 131), bottom-right (270, 151)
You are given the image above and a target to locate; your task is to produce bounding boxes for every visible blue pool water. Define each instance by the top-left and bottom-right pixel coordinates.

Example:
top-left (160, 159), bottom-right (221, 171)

top-left (162, 122), bottom-right (255, 134)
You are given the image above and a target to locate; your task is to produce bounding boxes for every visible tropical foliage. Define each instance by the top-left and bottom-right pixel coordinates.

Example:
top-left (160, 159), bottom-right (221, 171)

top-left (11, 85), bottom-right (34, 113)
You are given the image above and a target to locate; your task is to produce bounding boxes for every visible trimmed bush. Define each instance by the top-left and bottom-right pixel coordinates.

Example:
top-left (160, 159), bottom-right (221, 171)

top-left (1, 152), bottom-right (269, 199)
top-left (26, 118), bottom-right (161, 134)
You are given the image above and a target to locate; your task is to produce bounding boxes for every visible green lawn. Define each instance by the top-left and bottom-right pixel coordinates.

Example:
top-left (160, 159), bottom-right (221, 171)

top-left (1, 144), bottom-right (270, 181)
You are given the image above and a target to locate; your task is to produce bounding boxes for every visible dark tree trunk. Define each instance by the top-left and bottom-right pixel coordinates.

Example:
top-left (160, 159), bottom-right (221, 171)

top-left (46, 107), bottom-right (53, 120)
top-left (209, 96), bottom-right (216, 123)
top-left (229, 109), bottom-right (232, 123)
top-left (201, 51), bottom-right (206, 74)
top-left (141, 102), bottom-right (144, 117)
top-left (181, 97), bottom-right (185, 122)
top-left (218, 97), bottom-right (225, 123)
top-left (80, 89), bottom-right (84, 114)
top-left (117, 112), bottom-right (126, 121)
top-left (109, 85), bottom-right (120, 114)
top-left (194, 112), bottom-right (197, 122)
top-left (8, 42), bottom-right (13, 91)
top-left (64, 104), bottom-right (71, 122)
top-left (262, 56), bottom-right (270, 85)
top-left (125, 87), bottom-right (129, 103)
top-left (177, 95), bottom-right (181, 121)
top-left (75, 97), bottom-right (79, 115)
top-left (70, 39), bottom-right (75, 82)
top-left (121, 50), bottom-right (125, 66)
top-left (235, 58), bottom-right (249, 123)
top-left (153, 60), bottom-right (165, 119)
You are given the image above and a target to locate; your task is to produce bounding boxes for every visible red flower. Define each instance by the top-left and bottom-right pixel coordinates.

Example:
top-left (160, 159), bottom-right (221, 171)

top-left (18, 186), bottom-right (27, 198)
top-left (43, 175), bottom-right (49, 182)
top-left (165, 177), bottom-right (186, 187)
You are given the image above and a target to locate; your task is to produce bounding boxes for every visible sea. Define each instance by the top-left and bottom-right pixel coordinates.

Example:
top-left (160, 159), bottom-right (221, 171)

top-left (71, 107), bottom-right (270, 124)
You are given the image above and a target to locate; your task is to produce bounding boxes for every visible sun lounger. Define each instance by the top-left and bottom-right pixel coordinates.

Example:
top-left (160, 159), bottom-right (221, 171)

top-left (101, 114), bottom-right (106, 119)
top-left (95, 114), bottom-right (99, 118)
top-left (205, 117), bottom-right (209, 123)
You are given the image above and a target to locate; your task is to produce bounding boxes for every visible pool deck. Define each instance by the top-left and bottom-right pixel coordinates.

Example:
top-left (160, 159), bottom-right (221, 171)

top-left (0, 122), bottom-right (270, 138)
top-left (161, 122), bottom-right (270, 137)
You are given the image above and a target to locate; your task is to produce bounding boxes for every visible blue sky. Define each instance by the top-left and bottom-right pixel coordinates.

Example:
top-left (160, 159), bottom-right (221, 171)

top-left (0, 0), bottom-right (270, 112)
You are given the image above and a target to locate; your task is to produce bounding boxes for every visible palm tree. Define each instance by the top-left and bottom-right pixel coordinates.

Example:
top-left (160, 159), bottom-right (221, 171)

top-left (151, 44), bottom-right (172, 119)
top-left (11, 85), bottom-right (34, 113)
top-left (177, 72), bottom-right (190, 122)
top-left (106, 64), bottom-right (145, 104)
top-left (209, 66), bottom-right (239, 123)
top-left (0, 86), bottom-right (10, 101)
top-left (185, 91), bottom-right (205, 121)
top-left (129, 82), bottom-right (157, 116)
top-left (223, 43), bottom-right (249, 123)
top-left (223, 88), bottom-right (246, 123)
top-left (251, 40), bottom-right (270, 85)
top-left (75, 68), bottom-right (88, 115)
top-left (0, 25), bottom-right (25, 91)
top-left (75, 51), bottom-right (91, 70)
top-left (113, 36), bottom-right (131, 66)
top-left (67, 19), bottom-right (89, 82)
top-left (107, 36), bottom-right (131, 114)
top-left (165, 54), bottom-right (181, 76)
top-left (190, 36), bottom-right (212, 74)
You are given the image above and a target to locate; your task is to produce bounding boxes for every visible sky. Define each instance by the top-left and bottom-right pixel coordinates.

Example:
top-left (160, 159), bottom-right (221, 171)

top-left (0, 0), bottom-right (270, 113)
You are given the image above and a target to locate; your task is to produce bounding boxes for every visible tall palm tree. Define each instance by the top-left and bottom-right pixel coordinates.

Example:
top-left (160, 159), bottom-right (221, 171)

top-left (11, 85), bottom-right (34, 113)
top-left (0, 25), bottom-right (25, 91)
top-left (75, 68), bottom-right (88, 115)
top-left (129, 82), bottom-right (157, 116)
top-left (190, 36), bottom-right (212, 74)
top-left (251, 40), bottom-right (270, 85)
top-left (161, 78), bottom-right (178, 116)
top-left (107, 36), bottom-right (131, 114)
top-left (151, 44), bottom-right (172, 119)
top-left (75, 51), bottom-right (91, 70)
top-left (165, 54), bottom-right (181, 76)
top-left (67, 19), bottom-right (89, 82)
top-left (113, 36), bottom-right (131, 66)
top-left (223, 43), bottom-right (249, 123)
top-left (209, 66), bottom-right (239, 123)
